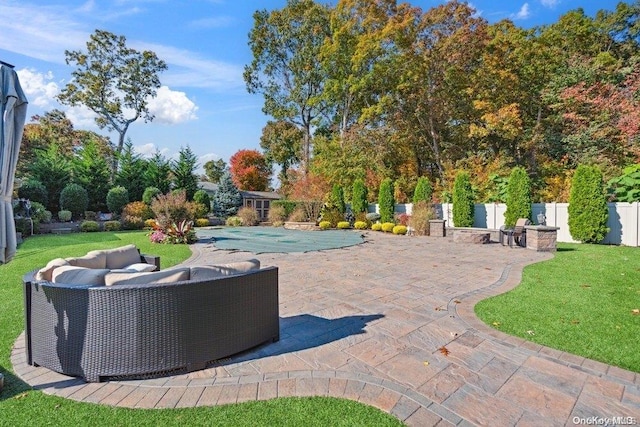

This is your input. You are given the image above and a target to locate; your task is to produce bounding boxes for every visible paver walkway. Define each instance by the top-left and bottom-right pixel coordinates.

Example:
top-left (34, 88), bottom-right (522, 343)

top-left (12, 231), bottom-right (640, 425)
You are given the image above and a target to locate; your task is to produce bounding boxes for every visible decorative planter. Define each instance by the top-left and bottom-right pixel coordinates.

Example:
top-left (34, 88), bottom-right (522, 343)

top-left (429, 220), bottom-right (446, 237)
top-left (524, 225), bottom-right (560, 252)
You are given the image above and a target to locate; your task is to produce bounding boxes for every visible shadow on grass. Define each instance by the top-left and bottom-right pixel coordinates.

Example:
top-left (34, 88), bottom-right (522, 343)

top-left (556, 247), bottom-right (576, 252)
top-left (0, 368), bottom-right (31, 401)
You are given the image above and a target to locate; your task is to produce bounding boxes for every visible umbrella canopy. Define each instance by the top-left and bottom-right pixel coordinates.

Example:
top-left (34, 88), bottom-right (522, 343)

top-left (0, 64), bottom-right (28, 264)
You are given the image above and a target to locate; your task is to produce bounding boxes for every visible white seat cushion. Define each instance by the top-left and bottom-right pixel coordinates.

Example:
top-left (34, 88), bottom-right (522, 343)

top-left (190, 259), bottom-right (261, 281)
top-left (51, 266), bottom-right (111, 286)
top-left (105, 268), bottom-right (190, 286)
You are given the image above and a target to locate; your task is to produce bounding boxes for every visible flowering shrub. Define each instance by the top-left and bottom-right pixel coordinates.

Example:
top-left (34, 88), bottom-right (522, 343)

top-left (337, 221), bottom-right (351, 229)
top-left (144, 219), bottom-right (157, 229)
top-left (381, 222), bottom-right (395, 233)
top-left (319, 221), bottom-right (331, 230)
top-left (149, 229), bottom-right (166, 243)
top-left (122, 201), bottom-right (154, 221)
top-left (371, 223), bottom-right (383, 231)
top-left (354, 221), bottom-right (368, 230)
top-left (392, 225), bottom-right (408, 235)
top-left (195, 218), bottom-right (210, 227)
top-left (150, 220), bottom-right (196, 244)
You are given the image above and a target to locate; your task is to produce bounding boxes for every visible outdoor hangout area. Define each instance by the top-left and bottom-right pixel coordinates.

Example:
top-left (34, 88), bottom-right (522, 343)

top-left (3, 0), bottom-right (640, 425)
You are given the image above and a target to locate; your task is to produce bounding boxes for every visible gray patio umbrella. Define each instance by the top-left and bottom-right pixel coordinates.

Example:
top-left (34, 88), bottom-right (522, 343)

top-left (0, 63), bottom-right (28, 264)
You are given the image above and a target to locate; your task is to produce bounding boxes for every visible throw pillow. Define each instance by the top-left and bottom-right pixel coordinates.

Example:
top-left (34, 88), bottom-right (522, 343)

top-left (104, 244), bottom-right (141, 269)
top-left (36, 258), bottom-right (70, 281)
top-left (66, 252), bottom-right (107, 269)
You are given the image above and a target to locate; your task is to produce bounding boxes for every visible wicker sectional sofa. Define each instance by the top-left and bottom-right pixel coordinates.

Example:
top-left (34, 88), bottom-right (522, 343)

top-left (23, 245), bottom-right (280, 382)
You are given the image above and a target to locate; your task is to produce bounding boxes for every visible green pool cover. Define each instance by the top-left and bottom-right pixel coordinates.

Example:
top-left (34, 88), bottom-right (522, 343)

top-left (196, 227), bottom-right (365, 253)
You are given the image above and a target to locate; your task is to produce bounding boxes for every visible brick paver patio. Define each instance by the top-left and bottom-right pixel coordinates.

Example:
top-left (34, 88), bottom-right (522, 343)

top-left (12, 231), bottom-right (640, 425)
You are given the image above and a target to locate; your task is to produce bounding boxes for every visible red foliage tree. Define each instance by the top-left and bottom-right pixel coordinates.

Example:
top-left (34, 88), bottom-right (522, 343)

top-left (229, 149), bottom-right (271, 191)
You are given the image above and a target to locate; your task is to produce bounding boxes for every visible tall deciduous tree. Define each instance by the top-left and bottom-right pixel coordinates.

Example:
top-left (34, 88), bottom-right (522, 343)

top-left (244, 0), bottom-right (331, 173)
top-left (58, 29), bottom-right (167, 172)
top-left (172, 146), bottom-right (200, 200)
top-left (203, 159), bottom-right (227, 184)
top-left (229, 149), bottom-right (271, 191)
top-left (260, 120), bottom-right (302, 185)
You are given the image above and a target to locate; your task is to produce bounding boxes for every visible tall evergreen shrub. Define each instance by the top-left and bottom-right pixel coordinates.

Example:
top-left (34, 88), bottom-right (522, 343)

top-left (106, 186), bottom-right (129, 215)
top-left (378, 178), bottom-right (395, 223)
top-left (351, 178), bottom-right (368, 214)
top-left (568, 165), bottom-right (609, 243)
top-left (413, 177), bottom-right (432, 204)
top-left (212, 171), bottom-right (243, 218)
top-left (329, 184), bottom-right (346, 214)
top-left (452, 172), bottom-right (474, 227)
top-left (504, 167), bottom-right (532, 227)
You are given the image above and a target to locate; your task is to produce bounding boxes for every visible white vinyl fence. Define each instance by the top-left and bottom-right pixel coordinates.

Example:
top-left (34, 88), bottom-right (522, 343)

top-left (372, 202), bottom-right (640, 247)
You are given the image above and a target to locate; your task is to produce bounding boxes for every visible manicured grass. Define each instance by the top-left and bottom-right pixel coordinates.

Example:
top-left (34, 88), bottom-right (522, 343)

top-left (475, 243), bottom-right (640, 372)
top-left (0, 232), bottom-right (402, 426)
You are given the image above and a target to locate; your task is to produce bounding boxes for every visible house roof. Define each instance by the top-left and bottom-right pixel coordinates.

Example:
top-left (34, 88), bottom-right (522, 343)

top-left (240, 190), bottom-right (281, 200)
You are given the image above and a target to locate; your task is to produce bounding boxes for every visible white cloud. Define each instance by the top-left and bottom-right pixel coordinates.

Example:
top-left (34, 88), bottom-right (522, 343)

top-left (16, 68), bottom-right (60, 109)
top-left (64, 105), bottom-right (99, 129)
top-left (133, 143), bottom-right (170, 158)
top-left (540, 0), bottom-right (559, 8)
top-left (512, 3), bottom-right (531, 20)
top-left (198, 152), bottom-right (222, 165)
top-left (147, 86), bottom-right (198, 124)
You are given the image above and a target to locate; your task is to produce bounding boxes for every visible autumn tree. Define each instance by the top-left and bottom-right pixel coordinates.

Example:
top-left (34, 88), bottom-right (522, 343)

top-left (245, 0), bottom-right (331, 173)
top-left (229, 149), bottom-right (272, 191)
top-left (58, 30), bottom-right (167, 173)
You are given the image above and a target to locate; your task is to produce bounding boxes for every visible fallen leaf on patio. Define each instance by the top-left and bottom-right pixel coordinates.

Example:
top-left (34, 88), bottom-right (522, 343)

top-left (423, 361), bottom-right (430, 366)
top-left (526, 330), bottom-right (535, 335)
top-left (632, 309), bottom-right (640, 315)
top-left (435, 306), bottom-right (445, 311)
top-left (454, 300), bottom-right (461, 304)
top-left (438, 346), bottom-right (450, 356)
top-left (492, 321), bottom-right (501, 327)
top-left (450, 332), bottom-right (458, 337)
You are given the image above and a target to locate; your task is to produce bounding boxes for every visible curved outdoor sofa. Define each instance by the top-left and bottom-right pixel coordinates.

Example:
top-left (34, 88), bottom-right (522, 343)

top-left (23, 249), bottom-right (279, 383)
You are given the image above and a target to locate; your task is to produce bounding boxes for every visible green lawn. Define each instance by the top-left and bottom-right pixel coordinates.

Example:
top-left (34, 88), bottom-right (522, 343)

top-left (0, 231), bottom-right (402, 426)
top-left (475, 243), bottom-right (640, 372)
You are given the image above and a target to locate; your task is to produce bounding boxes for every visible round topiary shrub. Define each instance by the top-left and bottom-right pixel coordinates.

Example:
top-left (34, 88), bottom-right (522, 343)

top-left (452, 172), bottom-right (474, 227)
top-left (106, 186), bottom-right (129, 216)
top-left (381, 222), bottom-right (395, 233)
top-left (18, 178), bottom-right (48, 207)
top-left (319, 221), bottom-right (331, 230)
top-left (142, 187), bottom-right (162, 205)
top-left (413, 177), bottom-right (433, 204)
top-left (371, 223), bottom-right (383, 231)
top-left (568, 165), bottom-right (609, 243)
top-left (337, 221), bottom-right (351, 229)
top-left (195, 218), bottom-right (210, 227)
top-left (80, 220), bottom-right (99, 232)
top-left (504, 166), bottom-right (532, 227)
top-left (392, 225), bottom-right (408, 235)
top-left (104, 220), bottom-right (121, 231)
top-left (354, 221), bottom-right (368, 230)
top-left (378, 178), bottom-right (395, 223)
top-left (226, 216), bottom-right (243, 227)
top-left (60, 183), bottom-right (89, 219)
top-left (58, 210), bottom-right (72, 222)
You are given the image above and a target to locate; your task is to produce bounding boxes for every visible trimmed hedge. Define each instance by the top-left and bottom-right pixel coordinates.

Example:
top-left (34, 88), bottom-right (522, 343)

top-left (378, 178), bottom-right (395, 223)
top-left (568, 165), bottom-right (609, 243)
top-left (504, 167), bottom-right (532, 227)
top-left (452, 172), bottom-right (474, 227)
top-left (351, 178), bottom-right (368, 214)
top-left (413, 177), bottom-right (432, 204)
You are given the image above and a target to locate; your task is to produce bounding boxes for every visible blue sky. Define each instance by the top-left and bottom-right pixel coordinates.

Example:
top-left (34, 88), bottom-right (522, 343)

top-left (0, 0), bottom-right (622, 174)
